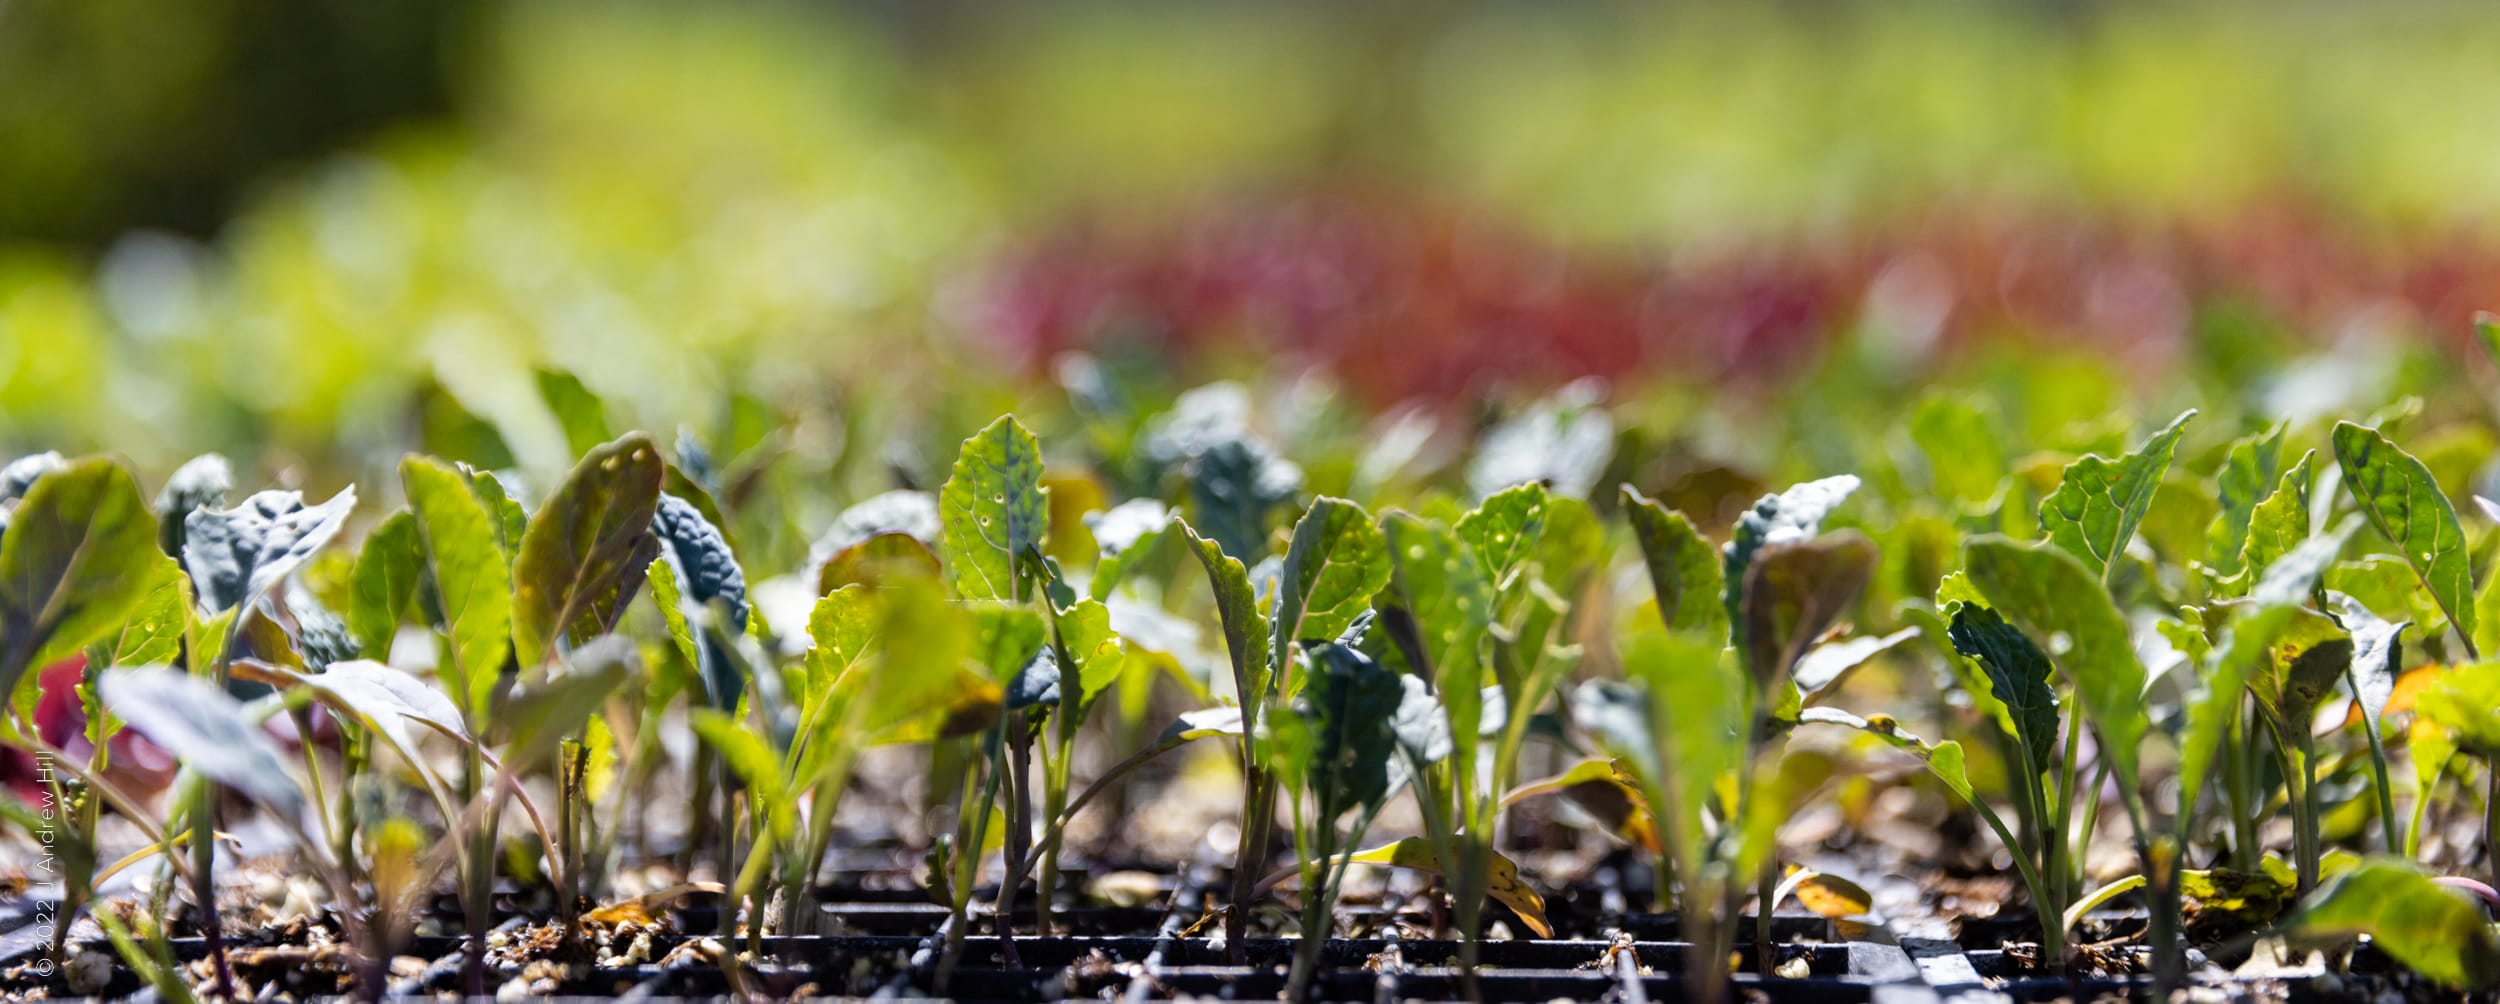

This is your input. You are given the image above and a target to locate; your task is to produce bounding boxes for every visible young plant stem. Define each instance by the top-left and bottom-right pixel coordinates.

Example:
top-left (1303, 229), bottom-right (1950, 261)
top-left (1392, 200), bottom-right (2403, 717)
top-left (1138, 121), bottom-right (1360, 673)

top-left (1034, 725), bottom-right (1074, 937)
top-left (711, 764), bottom-right (738, 940)
top-left (936, 750), bottom-right (999, 995)
top-left (2046, 701), bottom-right (2086, 910)
top-left (992, 725), bottom-right (1035, 966)
top-left (460, 744), bottom-right (493, 998)
top-left (1226, 767), bottom-right (1275, 965)
top-left (2287, 731), bottom-right (2321, 893)
top-left (2487, 768), bottom-right (2499, 887)
top-left (2351, 700), bottom-right (2402, 853)
top-left (2225, 709), bottom-right (2260, 870)
top-left (1754, 859), bottom-right (1777, 977)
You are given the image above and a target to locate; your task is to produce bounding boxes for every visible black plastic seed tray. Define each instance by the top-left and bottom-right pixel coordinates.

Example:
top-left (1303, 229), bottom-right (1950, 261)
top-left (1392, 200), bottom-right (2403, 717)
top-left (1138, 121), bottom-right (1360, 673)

top-left (0, 887), bottom-right (2417, 1002)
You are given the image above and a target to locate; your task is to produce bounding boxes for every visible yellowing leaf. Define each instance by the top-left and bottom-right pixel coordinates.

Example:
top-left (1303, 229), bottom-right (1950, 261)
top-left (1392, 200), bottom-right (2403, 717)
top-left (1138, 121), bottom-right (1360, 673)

top-left (1346, 836), bottom-right (1552, 938)
top-left (1774, 868), bottom-right (1874, 919)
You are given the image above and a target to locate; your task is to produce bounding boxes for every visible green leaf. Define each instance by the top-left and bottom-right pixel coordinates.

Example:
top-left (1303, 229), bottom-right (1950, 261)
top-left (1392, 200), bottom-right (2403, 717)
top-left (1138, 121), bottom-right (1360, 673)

top-left (106, 558), bottom-right (187, 668)
top-left (2250, 516), bottom-right (2360, 609)
top-left (1962, 536), bottom-right (2148, 782)
top-left (814, 532), bottom-right (942, 594)
top-left (466, 470), bottom-right (529, 563)
top-left (1381, 513), bottom-right (1493, 755)
top-left (1723, 475), bottom-right (1860, 637)
top-left (2239, 449), bottom-right (2314, 585)
top-left (2206, 423), bottom-right (2287, 576)
top-left (1796, 707), bottom-right (1978, 804)
top-left (1294, 641), bottom-right (1408, 815)
top-left (1083, 500), bottom-right (1174, 602)
top-left (1910, 393), bottom-right (2006, 505)
top-left (1738, 531), bottom-right (1877, 696)
top-left (2331, 592), bottom-right (2407, 726)
top-left (1057, 598), bottom-right (1126, 708)
top-left (1456, 483), bottom-right (1548, 591)
top-left (969, 605), bottom-right (1047, 683)
top-left (862, 578), bottom-right (996, 741)
top-left (803, 585), bottom-right (878, 695)
top-left (646, 557), bottom-right (700, 677)
top-left (1274, 498), bottom-right (1391, 656)
top-left (402, 455), bottom-right (514, 724)
top-left (348, 511), bottom-right (423, 658)
top-left (0, 458), bottom-right (163, 700)
top-left (1622, 487), bottom-right (1727, 641)
top-left (235, 658), bottom-right (459, 808)
top-left (2290, 860), bottom-right (2500, 990)
top-left (939, 415), bottom-right (1050, 602)
top-left (2417, 662), bottom-right (2500, 760)
top-left (535, 368), bottom-right (614, 458)
top-left (2238, 606), bottom-right (2353, 738)
top-left (807, 490), bottom-right (940, 574)
top-left (2037, 409), bottom-right (2195, 580)
top-left (1184, 520), bottom-right (1272, 706)
top-left (98, 667), bottom-right (303, 820)
top-left (2334, 422), bottom-right (2478, 656)
top-left (692, 708), bottom-right (792, 843)
top-left (511, 433), bottom-right (665, 671)
top-left (1947, 605), bottom-right (2059, 778)
top-left (1569, 680), bottom-right (1660, 790)
top-left (1618, 628), bottom-right (1748, 882)
top-left (498, 635), bottom-right (636, 774)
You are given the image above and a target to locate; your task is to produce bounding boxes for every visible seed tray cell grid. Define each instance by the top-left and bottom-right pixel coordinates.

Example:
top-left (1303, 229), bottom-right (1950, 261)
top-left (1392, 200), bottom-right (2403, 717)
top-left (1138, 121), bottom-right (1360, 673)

top-left (0, 885), bottom-right (2392, 1002)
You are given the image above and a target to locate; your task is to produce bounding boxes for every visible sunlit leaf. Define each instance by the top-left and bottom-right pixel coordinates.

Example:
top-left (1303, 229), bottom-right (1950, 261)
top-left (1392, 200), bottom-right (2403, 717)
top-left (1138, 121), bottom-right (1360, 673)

top-left (2289, 860), bottom-right (2500, 990)
top-left (1274, 497), bottom-right (1390, 654)
top-left (2333, 422), bottom-right (2476, 653)
top-left (1084, 500), bottom-right (1174, 602)
top-left (806, 490), bottom-right (940, 575)
top-left (2205, 423), bottom-right (2287, 576)
top-left (402, 455), bottom-right (513, 723)
top-left (1381, 513), bottom-right (1491, 750)
top-left (106, 558), bottom-right (187, 668)
top-left (0, 459), bottom-right (166, 700)
top-left (1346, 835), bottom-right (1553, 937)
top-left (940, 415), bottom-right (1050, 602)
top-left (512, 433), bottom-right (664, 671)
top-left (348, 511), bottom-right (423, 659)
top-left (2038, 409), bottom-right (2194, 580)
top-left (1622, 487), bottom-right (1727, 642)
top-left (1456, 483), bottom-right (1548, 591)
top-left (1183, 519), bottom-right (1272, 705)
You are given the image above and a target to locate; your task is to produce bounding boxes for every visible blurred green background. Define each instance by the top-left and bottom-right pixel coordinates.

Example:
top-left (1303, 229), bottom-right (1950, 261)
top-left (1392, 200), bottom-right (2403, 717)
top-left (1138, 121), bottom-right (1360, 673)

top-left (6, 0), bottom-right (2500, 491)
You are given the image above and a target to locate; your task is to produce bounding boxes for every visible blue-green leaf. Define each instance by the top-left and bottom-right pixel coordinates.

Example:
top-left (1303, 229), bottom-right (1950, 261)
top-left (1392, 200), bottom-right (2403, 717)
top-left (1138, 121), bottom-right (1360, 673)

top-left (1723, 475), bottom-right (1861, 638)
top-left (1962, 536), bottom-right (2147, 782)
